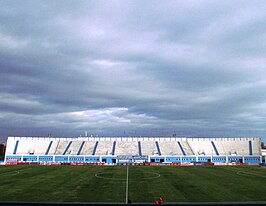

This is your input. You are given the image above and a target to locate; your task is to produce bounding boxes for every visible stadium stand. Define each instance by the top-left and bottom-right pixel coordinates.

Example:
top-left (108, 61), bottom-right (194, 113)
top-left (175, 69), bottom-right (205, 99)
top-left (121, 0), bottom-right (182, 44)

top-left (79, 141), bottom-right (96, 155)
top-left (159, 141), bottom-right (183, 156)
top-left (116, 141), bottom-right (139, 156)
top-left (47, 139), bottom-right (59, 155)
top-left (95, 141), bottom-right (113, 155)
top-left (4, 136), bottom-right (262, 165)
top-left (188, 138), bottom-right (216, 156)
top-left (141, 141), bottom-right (158, 156)
top-left (65, 140), bottom-right (82, 155)
top-left (179, 141), bottom-right (194, 155)
top-left (55, 140), bottom-right (70, 155)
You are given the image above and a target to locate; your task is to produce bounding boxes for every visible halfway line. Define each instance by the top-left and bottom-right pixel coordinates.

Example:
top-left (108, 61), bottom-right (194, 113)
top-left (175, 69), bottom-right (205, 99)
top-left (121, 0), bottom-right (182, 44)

top-left (126, 166), bottom-right (129, 204)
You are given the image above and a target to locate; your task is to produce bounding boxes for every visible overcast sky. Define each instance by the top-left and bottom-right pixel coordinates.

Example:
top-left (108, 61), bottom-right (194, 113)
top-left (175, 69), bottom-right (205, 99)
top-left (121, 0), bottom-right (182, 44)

top-left (0, 0), bottom-right (266, 141)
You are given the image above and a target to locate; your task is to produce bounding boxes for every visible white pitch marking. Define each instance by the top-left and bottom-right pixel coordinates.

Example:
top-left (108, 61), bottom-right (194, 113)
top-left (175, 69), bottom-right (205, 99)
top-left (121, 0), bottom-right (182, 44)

top-left (0, 167), bottom-right (33, 176)
top-left (126, 166), bottom-right (129, 204)
top-left (94, 171), bottom-right (160, 180)
top-left (236, 171), bottom-right (266, 178)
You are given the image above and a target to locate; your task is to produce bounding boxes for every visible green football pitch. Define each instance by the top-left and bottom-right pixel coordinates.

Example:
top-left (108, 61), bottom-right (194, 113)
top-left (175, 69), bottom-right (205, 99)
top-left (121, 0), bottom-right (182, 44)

top-left (0, 165), bottom-right (265, 203)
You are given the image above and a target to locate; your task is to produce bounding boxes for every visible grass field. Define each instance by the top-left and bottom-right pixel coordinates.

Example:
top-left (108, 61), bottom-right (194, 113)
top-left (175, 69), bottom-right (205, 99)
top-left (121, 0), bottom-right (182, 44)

top-left (0, 165), bottom-right (265, 203)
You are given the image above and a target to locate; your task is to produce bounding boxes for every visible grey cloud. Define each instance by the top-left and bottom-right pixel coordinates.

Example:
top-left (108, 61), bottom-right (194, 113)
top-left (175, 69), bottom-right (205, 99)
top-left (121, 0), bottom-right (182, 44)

top-left (0, 1), bottom-right (266, 142)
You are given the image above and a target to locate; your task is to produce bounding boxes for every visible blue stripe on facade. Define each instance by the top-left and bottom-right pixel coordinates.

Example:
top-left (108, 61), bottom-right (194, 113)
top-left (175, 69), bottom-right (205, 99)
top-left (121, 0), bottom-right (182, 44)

top-left (92, 141), bottom-right (99, 155)
top-left (155, 141), bottom-right (161, 155)
top-left (77, 141), bottom-right (85, 155)
top-left (112, 141), bottom-right (116, 155)
top-left (13, 140), bottom-right (19, 154)
top-left (249, 140), bottom-right (253, 155)
top-left (45, 141), bottom-right (53, 155)
top-left (177, 141), bottom-right (186, 156)
top-left (211, 141), bottom-right (219, 155)
top-left (63, 141), bottom-right (72, 155)
top-left (138, 141), bottom-right (142, 156)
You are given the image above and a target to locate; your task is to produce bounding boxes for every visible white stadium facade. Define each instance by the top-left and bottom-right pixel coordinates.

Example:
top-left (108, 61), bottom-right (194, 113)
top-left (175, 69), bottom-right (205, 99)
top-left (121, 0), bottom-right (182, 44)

top-left (4, 136), bottom-right (262, 165)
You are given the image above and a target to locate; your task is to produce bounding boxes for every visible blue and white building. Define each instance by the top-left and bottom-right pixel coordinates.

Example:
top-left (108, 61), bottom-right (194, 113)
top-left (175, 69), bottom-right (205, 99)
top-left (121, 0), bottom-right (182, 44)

top-left (5, 136), bottom-right (262, 165)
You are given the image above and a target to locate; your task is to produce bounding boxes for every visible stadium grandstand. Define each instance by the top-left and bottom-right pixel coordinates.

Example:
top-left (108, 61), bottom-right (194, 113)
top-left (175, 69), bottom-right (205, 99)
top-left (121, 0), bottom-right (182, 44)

top-left (4, 136), bottom-right (262, 165)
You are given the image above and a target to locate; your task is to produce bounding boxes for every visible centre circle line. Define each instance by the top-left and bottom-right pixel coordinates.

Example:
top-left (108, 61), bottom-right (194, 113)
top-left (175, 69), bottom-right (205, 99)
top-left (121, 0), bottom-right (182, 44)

top-left (94, 171), bottom-right (161, 180)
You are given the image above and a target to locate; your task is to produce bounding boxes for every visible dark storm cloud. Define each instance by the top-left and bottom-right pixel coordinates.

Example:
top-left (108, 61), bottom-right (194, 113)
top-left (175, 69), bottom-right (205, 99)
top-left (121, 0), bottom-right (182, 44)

top-left (0, 0), bottom-right (266, 141)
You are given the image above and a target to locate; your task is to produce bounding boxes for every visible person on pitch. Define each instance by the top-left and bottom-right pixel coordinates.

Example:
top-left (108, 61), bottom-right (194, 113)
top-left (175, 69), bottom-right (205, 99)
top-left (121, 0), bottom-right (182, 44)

top-left (159, 196), bottom-right (164, 204)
